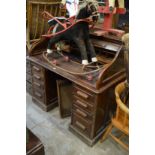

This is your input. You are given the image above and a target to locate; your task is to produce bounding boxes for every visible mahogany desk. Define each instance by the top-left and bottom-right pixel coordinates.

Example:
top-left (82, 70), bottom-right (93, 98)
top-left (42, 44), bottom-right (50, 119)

top-left (26, 36), bottom-right (126, 146)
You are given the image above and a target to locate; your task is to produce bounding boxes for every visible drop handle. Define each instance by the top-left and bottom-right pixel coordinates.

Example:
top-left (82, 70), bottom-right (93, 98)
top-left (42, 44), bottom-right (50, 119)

top-left (76, 109), bottom-right (87, 117)
top-left (76, 100), bottom-right (88, 108)
top-left (77, 90), bottom-right (88, 99)
top-left (34, 82), bottom-right (41, 87)
top-left (34, 92), bottom-right (41, 98)
top-left (34, 74), bottom-right (41, 80)
top-left (33, 66), bottom-right (40, 71)
top-left (75, 121), bottom-right (86, 130)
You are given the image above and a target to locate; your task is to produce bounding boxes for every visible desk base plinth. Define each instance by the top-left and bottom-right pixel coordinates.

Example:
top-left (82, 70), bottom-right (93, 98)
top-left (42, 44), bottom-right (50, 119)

top-left (32, 98), bottom-right (58, 112)
top-left (69, 124), bottom-right (106, 147)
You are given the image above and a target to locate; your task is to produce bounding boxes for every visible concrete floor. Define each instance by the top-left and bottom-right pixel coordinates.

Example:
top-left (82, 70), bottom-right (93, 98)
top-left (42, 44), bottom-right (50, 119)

top-left (26, 93), bottom-right (128, 155)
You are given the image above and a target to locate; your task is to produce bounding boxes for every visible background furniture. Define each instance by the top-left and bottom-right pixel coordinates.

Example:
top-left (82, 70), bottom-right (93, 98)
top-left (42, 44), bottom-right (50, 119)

top-left (100, 81), bottom-right (129, 150)
top-left (26, 128), bottom-right (45, 155)
top-left (26, 0), bottom-right (65, 52)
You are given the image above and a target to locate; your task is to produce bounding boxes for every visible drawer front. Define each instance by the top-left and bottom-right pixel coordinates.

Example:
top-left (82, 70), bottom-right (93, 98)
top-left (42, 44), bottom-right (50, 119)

top-left (26, 82), bottom-right (32, 95)
top-left (73, 85), bottom-right (96, 104)
top-left (72, 105), bottom-right (93, 121)
top-left (26, 66), bottom-right (31, 74)
top-left (26, 59), bottom-right (30, 67)
top-left (32, 81), bottom-right (45, 91)
top-left (31, 63), bottom-right (44, 76)
top-left (32, 89), bottom-right (44, 103)
top-left (73, 95), bottom-right (95, 113)
top-left (26, 73), bottom-right (32, 83)
top-left (72, 113), bottom-right (92, 137)
top-left (26, 60), bottom-right (31, 73)
top-left (32, 73), bottom-right (45, 83)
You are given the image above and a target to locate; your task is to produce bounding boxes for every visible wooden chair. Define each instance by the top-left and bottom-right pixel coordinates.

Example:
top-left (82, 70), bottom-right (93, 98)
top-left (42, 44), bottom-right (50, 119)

top-left (26, 0), bottom-right (66, 52)
top-left (100, 81), bottom-right (129, 151)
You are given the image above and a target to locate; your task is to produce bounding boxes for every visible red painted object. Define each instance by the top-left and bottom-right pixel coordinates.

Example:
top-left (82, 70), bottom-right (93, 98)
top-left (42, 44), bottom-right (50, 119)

top-left (64, 56), bottom-right (69, 62)
top-left (52, 59), bottom-right (57, 65)
top-left (41, 11), bottom-right (91, 38)
top-left (87, 74), bottom-right (93, 81)
top-left (97, 0), bottom-right (126, 37)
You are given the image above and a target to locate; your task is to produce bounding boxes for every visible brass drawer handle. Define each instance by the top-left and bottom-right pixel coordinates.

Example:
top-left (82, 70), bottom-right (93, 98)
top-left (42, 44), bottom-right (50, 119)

top-left (75, 121), bottom-right (86, 130)
top-left (77, 90), bottom-right (88, 99)
top-left (34, 82), bottom-right (41, 87)
top-left (34, 91), bottom-right (42, 98)
top-left (76, 100), bottom-right (88, 108)
top-left (76, 109), bottom-right (87, 117)
top-left (33, 66), bottom-right (40, 71)
top-left (34, 74), bottom-right (41, 80)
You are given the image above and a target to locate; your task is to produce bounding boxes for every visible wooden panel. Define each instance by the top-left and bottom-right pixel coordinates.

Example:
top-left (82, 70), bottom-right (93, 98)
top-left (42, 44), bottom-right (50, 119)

top-left (94, 86), bottom-right (117, 137)
top-left (26, 128), bottom-right (45, 155)
top-left (72, 105), bottom-right (93, 122)
top-left (73, 95), bottom-right (95, 113)
top-left (26, 81), bottom-right (32, 95)
top-left (27, 67), bottom-right (32, 74)
top-left (32, 89), bottom-right (45, 103)
top-left (73, 85), bottom-right (96, 104)
top-left (33, 80), bottom-right (45, 90)
top-left (32, 75), bottom-right (45, 87)
top-left (27, 73), bottom-right (32, 83)
top-left (26, 60), bottom-right (31, 73)
top-left (57, 80), bottom-right (72, 118)
top-left (26, 0), bottom-right (65, 51)
top-left (26, 59), bottom-right (32, 95)
top-left (72, 113), bottom-right (93, 138)
top-left (31, 62), bottom-right (44, 76)
top-left (44, 70), bottom-right (58, 105)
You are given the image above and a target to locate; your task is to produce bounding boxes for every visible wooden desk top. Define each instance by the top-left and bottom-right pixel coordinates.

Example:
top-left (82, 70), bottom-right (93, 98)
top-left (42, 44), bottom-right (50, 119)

top-left (27, 53), bottom-right (126, 94)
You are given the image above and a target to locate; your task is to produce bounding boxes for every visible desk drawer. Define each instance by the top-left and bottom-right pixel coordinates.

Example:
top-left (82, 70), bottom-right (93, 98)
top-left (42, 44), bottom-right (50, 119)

top-left (26, 60), bottom-right (31, 73)
top-left (26, 82), bottom-right (32, 95)
top-left (26, 59), bottom-right (30, 67)
top-left (32, 89), bottom-right (45, 103)
top-left (73, 95), bottom-right (95, 113)
top-left (31, 63), bottom-right (44, 76)
top-left (26, 67), bottom-right (31, 74)
top-left (26, 64), bottom-right (31, 74)
top-left (32, 81), bottom-right (45, 92)
top-left (72, 105), bottom-right (93, 122)
top-left (72, 113), bottom-right (92, 137)
top-left (73, 85), bottom-right (96, 104)
top-left (26, 73), bottom-right (32, 83)
top-left (32, 73), bottom-right (45, 83)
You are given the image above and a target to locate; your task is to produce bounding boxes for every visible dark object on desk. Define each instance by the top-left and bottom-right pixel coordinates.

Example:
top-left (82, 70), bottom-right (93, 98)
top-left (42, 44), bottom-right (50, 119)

top-left (42, 1), bottom-right (99, 65)
top-left (26, 128), bottom-right (45, 155)
top-left (56, 80), bottom-right (72, 118)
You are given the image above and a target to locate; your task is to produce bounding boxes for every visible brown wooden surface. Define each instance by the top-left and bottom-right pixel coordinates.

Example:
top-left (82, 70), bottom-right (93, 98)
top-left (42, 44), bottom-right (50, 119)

top-left (26, 34), bottom-right (126, 145)
top-left (27, 54), bottom-right (126, 93)
top-left (56, 79), bottom-right (72, 118)
top-left (26, 128), bottom-right (45, 155)
top-left (100, 81), bottom-right (129, 150)
top-left (26, 0), bottom-right (66, 51)
top-left (26, 60), bottom-right (32, 95)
